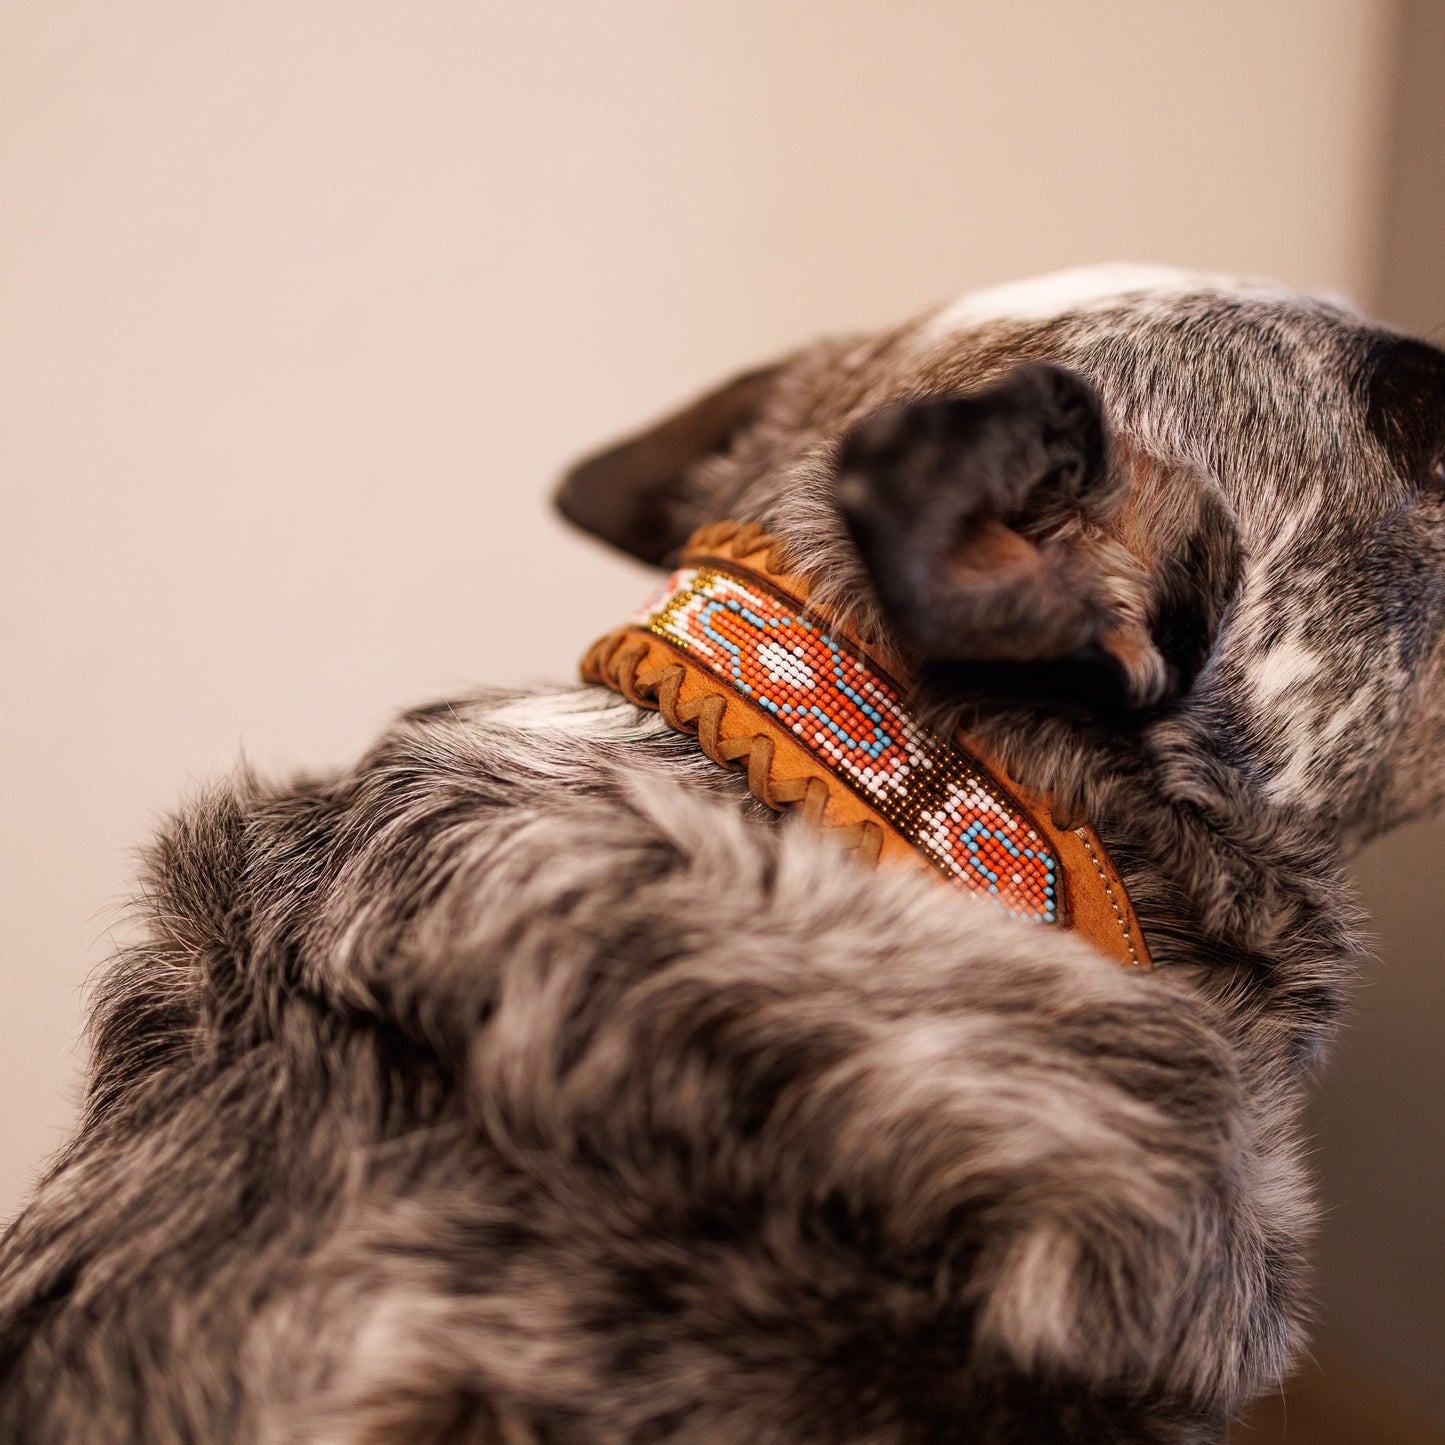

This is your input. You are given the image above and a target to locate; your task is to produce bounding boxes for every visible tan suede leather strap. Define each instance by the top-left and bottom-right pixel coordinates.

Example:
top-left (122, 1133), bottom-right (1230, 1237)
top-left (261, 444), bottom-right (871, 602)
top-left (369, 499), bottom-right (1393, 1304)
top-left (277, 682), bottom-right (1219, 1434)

top-left (582, 520), bottom-right (1150, 969)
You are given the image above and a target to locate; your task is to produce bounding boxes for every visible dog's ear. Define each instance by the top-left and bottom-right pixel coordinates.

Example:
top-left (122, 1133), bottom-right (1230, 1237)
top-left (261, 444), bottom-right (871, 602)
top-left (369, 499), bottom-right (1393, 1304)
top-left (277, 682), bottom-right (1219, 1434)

top-left (1124, 450), bottom-right (1242, 704)
top-left (836, 363), bottom-right (1240, 714)
top-left (556, 363), bottom-right (785, 565)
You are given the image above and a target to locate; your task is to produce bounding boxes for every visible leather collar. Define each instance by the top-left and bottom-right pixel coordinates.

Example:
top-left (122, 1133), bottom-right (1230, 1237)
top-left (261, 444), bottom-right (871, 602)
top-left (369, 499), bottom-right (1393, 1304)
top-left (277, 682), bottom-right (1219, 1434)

top-left (582, 520), bottom-right (1150, 969)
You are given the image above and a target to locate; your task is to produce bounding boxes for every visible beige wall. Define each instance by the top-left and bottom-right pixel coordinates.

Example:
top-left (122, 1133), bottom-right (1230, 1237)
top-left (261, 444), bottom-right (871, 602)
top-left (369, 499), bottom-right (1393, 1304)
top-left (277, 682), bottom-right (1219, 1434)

top-left (3, 0), bottom-right (1427, 1416)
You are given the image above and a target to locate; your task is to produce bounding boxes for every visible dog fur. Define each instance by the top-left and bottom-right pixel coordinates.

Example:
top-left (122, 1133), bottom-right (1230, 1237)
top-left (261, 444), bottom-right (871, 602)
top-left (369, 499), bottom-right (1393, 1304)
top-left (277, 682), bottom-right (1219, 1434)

top-left (4, 265), bottom-right (1445, 1443)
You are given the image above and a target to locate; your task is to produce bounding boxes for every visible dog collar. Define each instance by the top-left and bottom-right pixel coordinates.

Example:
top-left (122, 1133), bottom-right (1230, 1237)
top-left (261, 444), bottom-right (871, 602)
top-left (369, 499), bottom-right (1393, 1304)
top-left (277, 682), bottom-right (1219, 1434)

top-left (582, 521), bottom-right (1150, 969)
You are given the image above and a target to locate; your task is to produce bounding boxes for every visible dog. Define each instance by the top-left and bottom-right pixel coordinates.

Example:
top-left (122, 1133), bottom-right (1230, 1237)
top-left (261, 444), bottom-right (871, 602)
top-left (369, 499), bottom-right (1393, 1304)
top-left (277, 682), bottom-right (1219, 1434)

top-left (3, 263), bottom-right (1444, 1444)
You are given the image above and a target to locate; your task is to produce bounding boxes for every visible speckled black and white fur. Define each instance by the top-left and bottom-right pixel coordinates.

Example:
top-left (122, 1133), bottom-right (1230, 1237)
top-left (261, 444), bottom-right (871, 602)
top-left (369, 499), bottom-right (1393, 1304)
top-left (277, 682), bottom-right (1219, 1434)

top-left (5, 265), bottom-right (1445, 1444)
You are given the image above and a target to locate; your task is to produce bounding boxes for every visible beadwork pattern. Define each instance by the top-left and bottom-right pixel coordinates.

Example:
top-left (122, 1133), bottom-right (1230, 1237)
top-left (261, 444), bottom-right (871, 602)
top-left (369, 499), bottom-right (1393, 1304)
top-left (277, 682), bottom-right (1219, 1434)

top-left (637, 564), bottom-right (1061, 923)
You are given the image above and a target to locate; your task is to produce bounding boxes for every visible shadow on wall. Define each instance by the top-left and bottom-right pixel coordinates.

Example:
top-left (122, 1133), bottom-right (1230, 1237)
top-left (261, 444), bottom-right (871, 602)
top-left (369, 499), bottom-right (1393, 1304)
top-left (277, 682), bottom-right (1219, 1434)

top-left (1285, 0), bottom-right (1445, 1432)
top-left (1234, 1350), bottom-right (1445, 1444)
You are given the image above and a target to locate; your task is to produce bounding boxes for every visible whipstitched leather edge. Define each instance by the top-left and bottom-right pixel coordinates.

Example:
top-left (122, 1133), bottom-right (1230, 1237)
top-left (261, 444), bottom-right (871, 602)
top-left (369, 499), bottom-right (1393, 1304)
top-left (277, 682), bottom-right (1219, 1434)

top-left (582, 627), bottom-right (888, 869)
top-left (582, 519), bottom-right (1152, 969)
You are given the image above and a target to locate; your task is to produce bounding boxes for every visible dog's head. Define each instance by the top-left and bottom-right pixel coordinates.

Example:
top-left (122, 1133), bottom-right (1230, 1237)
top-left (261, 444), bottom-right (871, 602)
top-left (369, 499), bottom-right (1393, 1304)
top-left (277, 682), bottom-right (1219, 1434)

top-left (558, 266), bottom-right (1445, 845)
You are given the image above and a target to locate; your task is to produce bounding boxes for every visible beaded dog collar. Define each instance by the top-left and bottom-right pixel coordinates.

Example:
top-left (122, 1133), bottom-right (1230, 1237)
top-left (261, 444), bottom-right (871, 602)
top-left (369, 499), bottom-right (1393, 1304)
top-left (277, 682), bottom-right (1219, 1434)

top-left (582, 521), bottom-right (1150, 969)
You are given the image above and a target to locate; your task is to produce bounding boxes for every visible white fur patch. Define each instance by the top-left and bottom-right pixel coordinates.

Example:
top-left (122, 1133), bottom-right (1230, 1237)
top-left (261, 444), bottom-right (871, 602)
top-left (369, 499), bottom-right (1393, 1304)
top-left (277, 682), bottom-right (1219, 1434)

top-left (1251, 639), bottom-right (1322, 705)
top-left (1250, 640), bottom-right (1327, 805)
top-left (926, 263), bottom-right (1266, 335)
top-left (485, 688), bottom-right (655, 739)
top-left (1263, 746), bottom-right (1318, 807)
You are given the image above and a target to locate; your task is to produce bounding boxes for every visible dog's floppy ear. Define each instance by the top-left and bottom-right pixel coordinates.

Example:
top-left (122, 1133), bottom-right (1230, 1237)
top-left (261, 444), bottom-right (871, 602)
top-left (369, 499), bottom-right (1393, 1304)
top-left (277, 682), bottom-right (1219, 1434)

top-left (837, 363), bottom-right (1239, 714)
top-left (556, 363), bottom-right (784, 565)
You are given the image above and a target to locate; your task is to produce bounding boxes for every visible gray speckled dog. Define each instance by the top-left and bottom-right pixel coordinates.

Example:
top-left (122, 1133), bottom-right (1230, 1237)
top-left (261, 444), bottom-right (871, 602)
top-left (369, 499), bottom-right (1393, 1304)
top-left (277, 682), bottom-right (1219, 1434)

top-left (5, 265), bottom-right (1445, 1444)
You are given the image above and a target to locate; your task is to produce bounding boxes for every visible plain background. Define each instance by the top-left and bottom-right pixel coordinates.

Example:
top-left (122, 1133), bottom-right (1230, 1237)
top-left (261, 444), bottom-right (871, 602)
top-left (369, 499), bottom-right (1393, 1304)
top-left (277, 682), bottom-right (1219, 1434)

top-left (2, 1), bottom-right (1441, 1433)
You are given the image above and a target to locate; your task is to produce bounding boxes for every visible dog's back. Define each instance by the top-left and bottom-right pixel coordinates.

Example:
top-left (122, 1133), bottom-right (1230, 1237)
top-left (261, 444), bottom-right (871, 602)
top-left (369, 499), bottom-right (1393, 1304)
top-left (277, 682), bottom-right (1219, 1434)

top-left (0, 684), bottom-right (1255, 1444)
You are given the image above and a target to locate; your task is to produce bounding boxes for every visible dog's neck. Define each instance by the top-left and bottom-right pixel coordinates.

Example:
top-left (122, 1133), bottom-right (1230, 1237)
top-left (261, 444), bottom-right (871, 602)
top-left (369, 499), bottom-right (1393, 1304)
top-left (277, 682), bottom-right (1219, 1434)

top-left (944, 630), bottom-right (1364, 1079)
top-left (583, 521), bottom-right (1151, 970)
